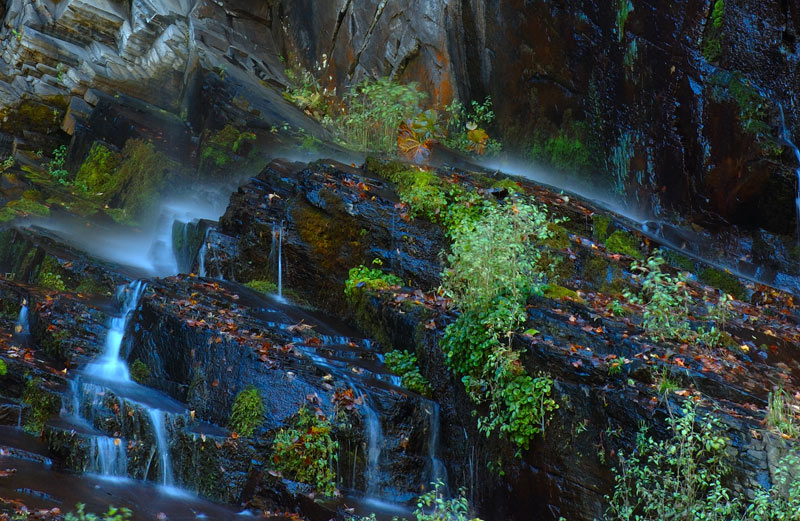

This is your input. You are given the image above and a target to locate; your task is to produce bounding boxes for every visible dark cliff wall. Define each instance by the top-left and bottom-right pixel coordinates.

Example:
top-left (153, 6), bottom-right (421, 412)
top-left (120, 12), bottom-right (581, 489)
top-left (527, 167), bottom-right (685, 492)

top-left (271, 0), bottom-right (800, 234)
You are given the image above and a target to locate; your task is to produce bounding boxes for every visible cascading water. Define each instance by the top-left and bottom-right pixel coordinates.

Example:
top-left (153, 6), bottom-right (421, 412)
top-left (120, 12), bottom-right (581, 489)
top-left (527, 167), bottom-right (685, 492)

top-left (197, 228), bottom-right (210, 278)
top-left (84, 281), bottom-right (146, 382)
top-left (426, 403), bottom-right (447, 487)
top-left (363, 398), bottom-right (383, 497)
top-left (147, 409), bottom-right (175, 487)
top-left (88, 436), bottom-right (128, 477)
top-left (778, 104), bottom-right (800, 243)
top-left (14, 300), bottom-right (29, 336)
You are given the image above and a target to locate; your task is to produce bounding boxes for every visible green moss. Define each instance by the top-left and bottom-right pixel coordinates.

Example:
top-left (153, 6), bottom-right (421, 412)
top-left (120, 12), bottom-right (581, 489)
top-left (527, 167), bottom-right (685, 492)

top-left (37, 256), bottom-right (66, 291)
top-left (245, 280), bottom-right (278, 295)
top-left (584, 256), bottom-right (611, 286)
top-left (592, 214), bottom-right (611, 241)
top-left (663, 250), bottom-right (696, 273)
top-left (23, 378), bottom-right (59, 434)
top-left (617, 0), bottom-right (634, 42)
top-left (75, 142), bottom-right (122, 195)
top-left (364, 157), bottom-right (408, 180)
top-left (130, 359), bottom-right (150, 384)
top-left (531, 127), bottom-right (594, 173)
top-left (229, 386), bottom-right (265, 437)
top-left (544, 284), bottom-right (583, 303)
top-left (604, 230), bottom-right (643, 259)
top-left (6, 198), bottom-right (50, 217)
top-left (0, 359), bottom-right (6, 376)
top-left (41, 328), bottom-right (69, 359)
top-left (698, 267), bottom-right (746, 300)
top-left (76, 277), bottom-right (110, 296)
top-left (201, 125), bottom-right (256, 169)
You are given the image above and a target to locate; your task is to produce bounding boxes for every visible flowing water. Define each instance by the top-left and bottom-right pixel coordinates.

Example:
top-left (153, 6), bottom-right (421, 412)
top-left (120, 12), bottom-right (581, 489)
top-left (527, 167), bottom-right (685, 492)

top-left (14, 300), bottom-right (29, 336)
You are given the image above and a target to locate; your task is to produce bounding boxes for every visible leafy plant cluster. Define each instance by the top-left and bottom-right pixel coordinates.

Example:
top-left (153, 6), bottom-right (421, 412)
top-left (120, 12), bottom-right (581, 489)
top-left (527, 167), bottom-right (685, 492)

top-left (384, 349), bottom-right (432, 396)
top-left (767, 388), bottom-right (800, 439)
top-left (441, 200), bottom-right (561, 454)
top-left (229, 386), bottom-right (265, 437)
top-left (344, 259), bottom-right (403, 299)
top-left (351, 482), bottom-right (482, 521)
top-left (529, 123), bottom-right (595, 173)
top-left (65, 504), bottom-right (132, 521)
top-left (0, 358), bottom-right (7, 376)
top-left (37, 256), bottom-right (66, 292)
top-left (200, 124), bottom-right (256, 169)
top-left (283, 65), bottom-right (501, 158)
top-left (48, 145), bottom-right (70, 185)
top-left (606, 401), bottom-right (800, 521)
top-left (272, 405), bottom-right (339, 497)
top-left (130, 359), bottom-right (150, 384)
top-left (623, 251), bottom-right (736, 348)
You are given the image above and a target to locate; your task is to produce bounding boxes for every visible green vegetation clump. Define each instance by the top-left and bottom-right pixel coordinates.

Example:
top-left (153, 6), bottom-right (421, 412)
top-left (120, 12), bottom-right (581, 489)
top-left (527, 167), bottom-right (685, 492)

top-left (5, 197), bottom-right (50, 217)
top-left (37, 256), bottom-right (66, 291)
top-left (0, 358), bottom-right (7, 376)
top-left (709, 72), bottom-right (779, 155)
top-left (662, 249), bottom-right (695, 273)
top-left (201, 125), bottom-right (256, 168)
top-left (441, 97), bottom-right (502, 157)
top-left (75, 142), bottom-right (122, 195)
top-left (66, 503), bottom-right (132, 521)
top-left (604, 230), bottom-right (643, 259)
top-left (344, 261), bottom-right (403, 299)
top-left (245, 280), bottom-right (278, 295)
top-left (529, 123), bottom-right (595, 173)
top-left (592, 214), bottom-right (611, 241)
top-left (384, 350), bottom-right (432, 396)
top-left (229, 386), bottom-right (265, 437)
top-left (698, 267), bottom-right (746, 300)
top-left (442, 199), bottom-right (560, 453)
top-left (339, 77), bottom-right (426, 153)
top-left (607, 402), bottom-right (800, 521)
top-left (23, 377), bottom-right (59, 434)
top-left (76, 277), bottom-right (110, 296)
top-left (130, 359), bottom-right (151, 384)
top-left (616, 0), bottom-right (634, 42)
top-left (48, 145), bottom-right (70, 185)
top-left (272, 405), bottom-right (338, 497)
top-left (624, 252), bottom-right (692, 341)
top-left (767, 388), bottom-right (799, 438)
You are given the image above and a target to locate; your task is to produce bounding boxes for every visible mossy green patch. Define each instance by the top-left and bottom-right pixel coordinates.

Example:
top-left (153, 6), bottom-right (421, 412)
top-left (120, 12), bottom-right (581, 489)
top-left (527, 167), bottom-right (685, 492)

top-left (604, 230), bottom-right (643, 259)
top-left (698, 267), bottom-right (746, 300)
top-left (0, 359), bottom-right (6, 376)
top-left (663, 250), bottom-right (696, 273)
top-left (130, 359), bottom-right (150, 384)
top-left (6, 198), bottom-right (50, 217)
top-left (544, 284), bottom-right (583, 303)
top-left (23, 378), bottom-right (59, 434)
top-left (245, 280), bottom-right (278, 295)
top-left (491, 178), bottom-right (522, 193)
top-left (76, 277), bottom-right (110, 296)
top-left (75, 142), bottom-right (122, 195)
top-left (592, 214), bottom-right (611, 241)
top-left (37, 256), bottom-right (66, 291)
top-left (201, 125), bottom-right (256, 169)
top-left (544, 222), bottom-right (571, 250)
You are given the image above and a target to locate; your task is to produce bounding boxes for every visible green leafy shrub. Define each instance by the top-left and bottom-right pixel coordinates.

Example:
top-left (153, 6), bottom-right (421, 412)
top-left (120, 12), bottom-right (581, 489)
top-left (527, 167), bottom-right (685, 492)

top-left (284, 66), bottom-right (336, 120)
top-left (607, 401), bottom-right (800, 521)
top-left (130, 359), bottom-right (150, 384)
top-left (604, 230), bottom-right (643, 259)
top-left (66, 503), bottom-right (132, 521)
top-left (767, 388), bottom-right (799, 439)
top-left (624, 251), bottom-right (691, 342)
top-left (384, 350), bottom-right (431, 396)
top-left (229, 386), bottom-right (265, 437)
top-left (441, 97), bottom-right (502, 157)
top-left (23, 377), bottom-right (59, 434)
top-left (272, 405), bottom-right (338, 497)
top-left (344, 260), bottom-right (403, 298)
top-left (441, 199), bottom-right (561, 453)
top-left (414, 481), bottom-right (482, 521)
top-left (48, 145), bottom-right (70, 185)
top-left (338, 77), bottom-right (426, 153)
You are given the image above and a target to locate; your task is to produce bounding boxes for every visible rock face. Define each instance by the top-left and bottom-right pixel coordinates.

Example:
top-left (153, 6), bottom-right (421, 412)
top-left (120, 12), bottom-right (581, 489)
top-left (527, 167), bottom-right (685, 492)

top-left (267, 0), bottom-right (800, 234)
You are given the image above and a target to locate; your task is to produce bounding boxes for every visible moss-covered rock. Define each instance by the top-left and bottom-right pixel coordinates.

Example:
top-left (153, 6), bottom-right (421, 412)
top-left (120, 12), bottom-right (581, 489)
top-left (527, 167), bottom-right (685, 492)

top-left (698, 267), bottom-right (747, 300)
top-left (604, 230), bottom-right (643, 259)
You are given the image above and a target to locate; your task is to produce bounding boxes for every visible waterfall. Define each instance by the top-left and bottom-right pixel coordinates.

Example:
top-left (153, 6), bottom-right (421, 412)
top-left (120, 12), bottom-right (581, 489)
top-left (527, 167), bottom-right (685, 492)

top-left (779, 104), bottom-right (800, 242)
top-left (197, 228), bottom-right (210, 278)
top-left (147, 409), bottom-right (175, 487)
top-left (88, 436), bottom-right (128, 477)
top-left (363, 399), bottom-right (383, 497)
top-left (14, 300), bottom-right (29, 336)
top-left (84, 281), bottom-right (146, 382)
top-left (278, 225), bottom-right (283, 298)
top-left (427, 403), bottom-right (447, 488)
